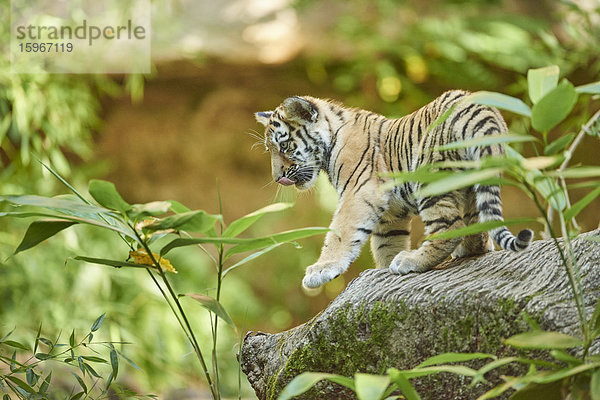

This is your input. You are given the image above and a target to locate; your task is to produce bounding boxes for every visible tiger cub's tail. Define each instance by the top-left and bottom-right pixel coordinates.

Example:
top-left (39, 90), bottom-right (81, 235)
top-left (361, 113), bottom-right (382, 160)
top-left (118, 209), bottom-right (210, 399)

top-left (474, 183), bottom-right (533, 252)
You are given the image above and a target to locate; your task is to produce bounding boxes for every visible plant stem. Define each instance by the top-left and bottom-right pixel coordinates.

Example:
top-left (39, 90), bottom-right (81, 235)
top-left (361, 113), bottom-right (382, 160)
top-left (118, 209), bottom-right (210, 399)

top-left (132, 227), bottom-right (218, 399)
top-left (524, 180), bottom-right (589, 343)
top-left (545, 109), bottom-right (600, 236)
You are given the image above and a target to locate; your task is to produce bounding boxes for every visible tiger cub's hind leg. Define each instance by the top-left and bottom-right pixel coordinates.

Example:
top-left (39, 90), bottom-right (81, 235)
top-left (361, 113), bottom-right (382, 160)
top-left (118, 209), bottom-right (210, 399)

top-left (452, 188), bottom-right (494, 258)
top-left (370, 214), bottom-right (411, 268)
top-left (390, 193), bottom-right (464, 274)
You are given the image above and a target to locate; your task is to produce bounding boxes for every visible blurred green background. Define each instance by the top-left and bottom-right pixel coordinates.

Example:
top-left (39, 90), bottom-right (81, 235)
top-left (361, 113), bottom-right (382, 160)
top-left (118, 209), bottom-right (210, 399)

top-left (1, 0), bottom-right (599, 398)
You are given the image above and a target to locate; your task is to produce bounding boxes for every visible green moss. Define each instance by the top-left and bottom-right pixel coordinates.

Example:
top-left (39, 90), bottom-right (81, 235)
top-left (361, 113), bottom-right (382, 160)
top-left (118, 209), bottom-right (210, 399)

top-left (266, 296), bottom-right (534, 400)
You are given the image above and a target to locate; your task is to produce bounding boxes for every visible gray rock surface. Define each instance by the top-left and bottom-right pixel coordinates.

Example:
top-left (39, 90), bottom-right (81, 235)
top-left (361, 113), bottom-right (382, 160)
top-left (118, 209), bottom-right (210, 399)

top-left (240, 230), bottom-right (600, 399)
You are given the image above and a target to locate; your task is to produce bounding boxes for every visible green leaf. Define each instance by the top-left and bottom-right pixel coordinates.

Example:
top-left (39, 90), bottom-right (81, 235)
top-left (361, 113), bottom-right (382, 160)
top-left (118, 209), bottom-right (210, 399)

top-left (128, 201), bottom-right (171, 219)
top-left (355, 373), bottom-right (390, 400)
top-left (529, 173), bottom-right (566, 211)
top-left (416, 352), bottom-right (494, 368)
top-left (223, 202), bottom-right (294, 238)
top-left (544, 133), bottom-right (574, 155)
top-left (226, 227), bottom-right (330, 258)
top-left (575, 81), bottom-right (600, 94)
top-left (83, 362), bottom-right (102, 378)
top-left (143, 210), bottom-right (218, 234)
top-left (529, 363), bottom-right (600, 384)
top-left (39, 372), bottom-right (52, 394)
top-left (25, 368), bottom-right (38, 386)
top-left (504, 331), bottom-right (583, 349)
top-left (2, 340), bottom-right (30, 351)
top-left (427, 217), bottom-right (537, 241)
top-left (399, 365), bottom-right (477, 379)
top-left (33, 323), bottom-right (42, 354)
top-left (160, 237), bottom-right (248, 256)
top-left (511, 381), bottom-right (563, 400)
top-left (13, 220), bottom-right (77, 255)
top-left (81, 356), bottom-right (107, 363)
top-left (549, 350), bottom-right (582, 365)
top-left (184, 294), bottom-right (236, 331)
top-left (277, 372), bottom-right (337, 400)
top-left (0, 194), bottom-right (113, 216)
top-left (69, 330), bottom-right (75, 347)
top-left (434, 134), bottom-right (537, 152)
top-left (73, 256), bottom-right (151, 270)
top-left (591, 368), bottom-right (600, 400)
top-left (0, 211), bottom-right (135, 240)
top-left (110, 348), bottom-right (119, 380)
top-left (88, 180), bottom-right (131, 214)
top-left (548, 166), bottom-right (600, 179)
top-left (90, 314), bottom-right (105, 332)
top-left (563, 186), bottom-right (600, 221)
top-left (34, 353), bottom-right (52, 360)
top-left (591, 297), bottom-right (600, 335)
top-left (416, 168), bottom-right (504, 198)
top-left (222, 243), bottom-right (290, 278)
top-left (70, 392), bottom-right (85, 400)
top-left (168, 200), bottom-right (191, 213)
top-left (4, 376), bottom-right (35, 394)
top-left (466, 91), bottom-right (531, 117)
top-left (531, 80), bottom-right (578, 132)
top-left (72, 373), bottom-right (87, 393)
top-left (527, 65), bottom-right (559, 104)
top-left (387, 369), bottom-right (420, 400)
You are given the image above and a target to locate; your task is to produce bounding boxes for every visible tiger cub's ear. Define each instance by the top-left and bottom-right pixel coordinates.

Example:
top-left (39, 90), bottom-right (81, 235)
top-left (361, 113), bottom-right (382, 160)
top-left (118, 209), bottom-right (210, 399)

top-left (255, 111), bottom-right (272, 126)
top-left (283, 96), bottom-right (318, 124)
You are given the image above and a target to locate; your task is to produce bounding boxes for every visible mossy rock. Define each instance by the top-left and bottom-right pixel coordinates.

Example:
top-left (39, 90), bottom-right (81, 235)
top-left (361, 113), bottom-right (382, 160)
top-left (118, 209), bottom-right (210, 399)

top-left (241, 231), bottom-right (600, 399)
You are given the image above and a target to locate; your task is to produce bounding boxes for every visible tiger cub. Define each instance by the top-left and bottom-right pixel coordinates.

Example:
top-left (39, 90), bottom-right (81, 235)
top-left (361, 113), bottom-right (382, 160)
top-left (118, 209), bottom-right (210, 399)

top-left (255, 90), bottom-right (533, 289)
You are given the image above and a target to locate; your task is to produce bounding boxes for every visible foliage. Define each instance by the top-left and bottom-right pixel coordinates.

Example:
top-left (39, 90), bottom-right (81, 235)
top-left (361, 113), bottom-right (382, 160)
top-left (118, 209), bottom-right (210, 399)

top-left (0, 314), bottom-right (149, 400)
top-left (277, 66), bottom-right (600, 398)
top-left (0, 162), bottom-right (328, 399)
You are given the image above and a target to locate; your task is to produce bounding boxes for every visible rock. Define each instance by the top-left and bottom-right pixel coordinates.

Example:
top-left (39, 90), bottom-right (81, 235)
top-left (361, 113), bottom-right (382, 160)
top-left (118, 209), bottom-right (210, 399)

top-left (240, 230), bottom-right (600, 399)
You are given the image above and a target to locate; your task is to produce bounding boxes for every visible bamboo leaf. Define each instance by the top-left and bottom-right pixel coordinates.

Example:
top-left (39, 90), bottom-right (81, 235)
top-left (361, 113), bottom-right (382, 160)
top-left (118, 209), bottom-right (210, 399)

top-left (88, 180), bottom-right (131, 214)
top-left (277, 372), bottom-right (338, 400)
top-left (110, 348), bottom-right (119, 380)
top-left (575, 81), bottom-right (600, 94)
top-left (563, 186), bottom-right (600, 221)
top-left (90, 314), bottom-right (105, 332)
top-left (73, 256), bottom-right (151, 270)
top-left (0, 211), bottom-right (135, 239)
top-left (183, 294), bottom-right (236, 331)
top-left (387, 369), bottom-right (421, 400)
top-left (591, 369), bottom-right (600, 400)
top-left (14, 220), bottom-right (77, 255)
top-left (416, 168), bottom-right (504, 198)
top-left (504, 331), bottom-right (583, 349)
top-left (417, 352), bottom-right (495, 368)
top-left (434, 134), bottom-right (537, 152)
top-left (531, 80), bottom-right (578, 132)
top-left (222, 243), bottom-right (289, 278)
top-left (4, 376), bottom-right (36, 394)
top-left (527, 65), bottom-right (559, 104)
top-left (355, 373), bottom-right (390, 400)
top-left (223, 202), bottom-right (294, 238)
top-left (544, 133), bottom-right (574, 156)
top-left (2, 340), bottom-right (30, 351)
top-left (466, 91), bottom-right (531, 117)
top-left (226, 227), bottom-right (329, 258)
top-left (144, 210), bottom-right (218, 234)
top-left (548, 167), bottom-right (600, 179)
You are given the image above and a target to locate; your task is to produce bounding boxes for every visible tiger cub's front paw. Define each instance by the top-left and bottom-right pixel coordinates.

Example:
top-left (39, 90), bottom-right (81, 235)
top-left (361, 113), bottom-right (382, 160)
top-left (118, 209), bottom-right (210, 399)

top-left (389, 251), bottom-right (428, 275)
top-left (302, 262), bottom-right (345, 289)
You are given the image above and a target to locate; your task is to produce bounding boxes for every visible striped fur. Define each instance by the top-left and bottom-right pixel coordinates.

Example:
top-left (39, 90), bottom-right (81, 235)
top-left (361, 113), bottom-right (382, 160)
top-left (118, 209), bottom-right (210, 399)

top-left (255, 91), bottom-right (533, 288)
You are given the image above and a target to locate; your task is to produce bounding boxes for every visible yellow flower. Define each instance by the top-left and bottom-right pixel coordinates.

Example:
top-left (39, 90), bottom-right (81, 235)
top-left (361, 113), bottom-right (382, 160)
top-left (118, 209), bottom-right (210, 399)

top-left (129, 249), bottom-right (177, 273)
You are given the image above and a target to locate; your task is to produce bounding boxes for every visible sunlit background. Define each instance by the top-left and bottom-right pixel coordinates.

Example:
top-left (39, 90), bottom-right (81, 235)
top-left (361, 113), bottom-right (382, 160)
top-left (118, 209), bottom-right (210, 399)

top-left (1, 0), bottom-right (599, 398)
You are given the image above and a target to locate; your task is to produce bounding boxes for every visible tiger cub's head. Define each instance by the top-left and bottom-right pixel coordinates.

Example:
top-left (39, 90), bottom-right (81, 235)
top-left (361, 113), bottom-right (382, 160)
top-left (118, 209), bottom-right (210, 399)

top-left (255, 96), bottom-right (326, 191)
